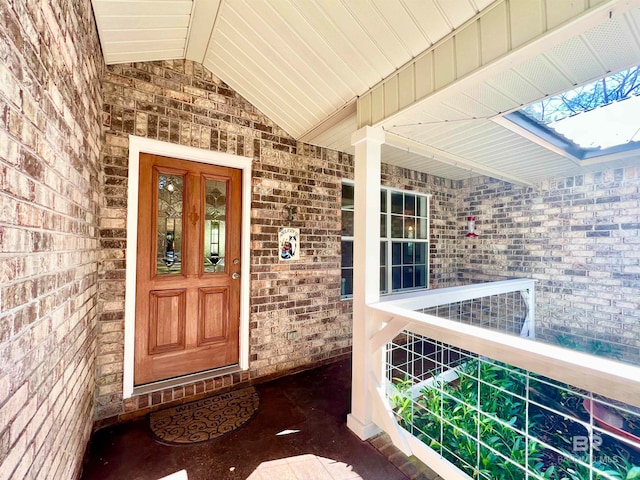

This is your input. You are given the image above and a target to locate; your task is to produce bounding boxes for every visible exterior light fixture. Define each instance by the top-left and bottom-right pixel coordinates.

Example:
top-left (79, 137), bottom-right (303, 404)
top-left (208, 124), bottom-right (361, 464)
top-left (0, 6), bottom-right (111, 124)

top-left (284, 205), bottom-right (296, 223)
top-left (466, 216), bottom-right (478, 238)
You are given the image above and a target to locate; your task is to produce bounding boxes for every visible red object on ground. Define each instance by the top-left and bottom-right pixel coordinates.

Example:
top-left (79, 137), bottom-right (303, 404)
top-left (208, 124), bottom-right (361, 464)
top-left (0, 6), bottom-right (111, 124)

top-left (583, 398), bottom-right (640, 452)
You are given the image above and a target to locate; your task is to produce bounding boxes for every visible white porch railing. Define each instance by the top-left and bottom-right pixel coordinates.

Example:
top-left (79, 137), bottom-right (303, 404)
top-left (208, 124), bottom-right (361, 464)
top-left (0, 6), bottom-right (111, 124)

top-left (365, 279), bottom-right (640, 480)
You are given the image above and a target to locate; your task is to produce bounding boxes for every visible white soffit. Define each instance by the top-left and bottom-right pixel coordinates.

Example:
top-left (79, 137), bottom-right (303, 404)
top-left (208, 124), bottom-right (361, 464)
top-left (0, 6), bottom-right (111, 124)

top-left (201, 0), bottom-right (495, 140)
top-left (92, 0), bottom-right (193, 64)
top-left (90, 0), bottom-right (500, 161)
top-left (380, 1), bottom-right (640, 183)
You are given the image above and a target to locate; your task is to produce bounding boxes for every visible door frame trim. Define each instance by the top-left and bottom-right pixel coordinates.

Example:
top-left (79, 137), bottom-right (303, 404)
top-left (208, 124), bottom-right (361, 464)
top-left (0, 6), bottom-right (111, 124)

top-left (123, 135), bottom-right (252, 399)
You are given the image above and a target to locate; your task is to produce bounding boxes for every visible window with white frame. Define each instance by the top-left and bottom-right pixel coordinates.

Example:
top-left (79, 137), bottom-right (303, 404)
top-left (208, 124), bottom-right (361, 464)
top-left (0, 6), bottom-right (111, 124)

top-left (341, 181), bottom-right (430, 299)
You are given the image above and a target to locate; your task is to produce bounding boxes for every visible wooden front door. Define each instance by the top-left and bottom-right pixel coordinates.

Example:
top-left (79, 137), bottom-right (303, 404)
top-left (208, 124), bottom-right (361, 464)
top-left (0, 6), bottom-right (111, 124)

top-left (134, 153), bottom-right (242, 386)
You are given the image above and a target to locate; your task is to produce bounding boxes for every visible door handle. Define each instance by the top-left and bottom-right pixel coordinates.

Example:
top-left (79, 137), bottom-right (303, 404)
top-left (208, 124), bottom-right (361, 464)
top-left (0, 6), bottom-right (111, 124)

top-left (232, 272), bottom-right (240, 280)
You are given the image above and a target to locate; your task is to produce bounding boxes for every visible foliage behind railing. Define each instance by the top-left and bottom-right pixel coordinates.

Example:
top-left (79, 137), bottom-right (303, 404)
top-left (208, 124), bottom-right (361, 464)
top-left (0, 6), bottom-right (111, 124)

top-left (366, 280), bottom-right (640, 480)
top-left (387, 333), bottom-right (640, 479)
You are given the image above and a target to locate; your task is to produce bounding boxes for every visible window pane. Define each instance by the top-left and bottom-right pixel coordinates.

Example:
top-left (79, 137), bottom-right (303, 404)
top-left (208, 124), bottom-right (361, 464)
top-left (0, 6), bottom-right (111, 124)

top-left (157, 174), bottom-right (184, 275)
top-left (391, 215), bottom-right (403, 237)
top-left (415, 265), bottom-right (427, 288)
top-left (404, 194), bottom-right (415, 216)
top-left (380, 213), bottom-right (387, 237)
top-left (342, 210), bottom-right (354, 236)
top-left (403, 266), bottom-right (415, 289)
top-left (380, 267), bottom-right (387, 294)
top-left (204, 179), bottom-right (227, 273)
top-left (417, 196), bottom-right (428, 217)
top-left (380, 241), bottom-right (387, 266)
top-left (380, 189), bottom-right (387, 213)
top-left (392, 267), bottom-right (401, 291)
top-left (380, 241), bottom-right (388, 293)
top-left (415, 243), bottom-right (427, 264)
top-left (391, 192), bottom-right (403, 214)
top-left (405, 217), bottom-right (415, 239)
top-left (341, 240), bottom-right (353, 268)
top-left (403, 242), bottom-right (414, 264)
top-left (341, 268), bottom-right (353, 297)
top-left (391, 242), bottom-right (401, 266)
top-left (417, 218), bottom-right (428, 239)
top-left (342, 183), bottom-right (354, 210)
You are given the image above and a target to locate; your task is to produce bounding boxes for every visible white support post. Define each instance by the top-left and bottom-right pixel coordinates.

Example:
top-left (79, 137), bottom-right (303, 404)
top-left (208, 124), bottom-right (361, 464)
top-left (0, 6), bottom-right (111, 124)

top-left (347, 126), bottom-right (385, 440)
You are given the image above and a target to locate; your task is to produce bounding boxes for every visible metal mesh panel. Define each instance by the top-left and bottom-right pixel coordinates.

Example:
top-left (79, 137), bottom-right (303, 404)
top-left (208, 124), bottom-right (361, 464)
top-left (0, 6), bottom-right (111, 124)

top-left (419, 290), bottom-right (528, 337)
top-left (386, 331), bottom-right (640, 480)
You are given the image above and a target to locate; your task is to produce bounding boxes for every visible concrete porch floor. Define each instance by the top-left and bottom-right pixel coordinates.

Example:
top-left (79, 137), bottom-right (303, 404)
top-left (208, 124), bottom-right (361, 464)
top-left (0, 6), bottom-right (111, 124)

top-left (80, 358), bottom-right (427, 480)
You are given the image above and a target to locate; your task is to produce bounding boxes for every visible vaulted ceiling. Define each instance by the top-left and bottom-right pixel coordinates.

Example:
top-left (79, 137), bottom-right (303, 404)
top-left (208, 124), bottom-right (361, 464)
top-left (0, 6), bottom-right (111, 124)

top-left (92, 0), bottom-right (640, 185)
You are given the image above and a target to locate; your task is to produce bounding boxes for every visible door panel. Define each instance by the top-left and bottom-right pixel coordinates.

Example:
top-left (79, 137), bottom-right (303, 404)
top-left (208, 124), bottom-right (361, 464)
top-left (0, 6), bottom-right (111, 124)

top-left (198, 287), bottom-right (229, 345)
top-left (134, 153), bottom-right (242, 386)
top-left (148, 290), bottom-right (186, 354)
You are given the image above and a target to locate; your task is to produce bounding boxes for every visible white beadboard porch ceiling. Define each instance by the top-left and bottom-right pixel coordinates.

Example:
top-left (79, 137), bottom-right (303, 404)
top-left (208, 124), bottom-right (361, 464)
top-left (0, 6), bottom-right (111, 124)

top-left (92, 0), bottom-right (640, 184)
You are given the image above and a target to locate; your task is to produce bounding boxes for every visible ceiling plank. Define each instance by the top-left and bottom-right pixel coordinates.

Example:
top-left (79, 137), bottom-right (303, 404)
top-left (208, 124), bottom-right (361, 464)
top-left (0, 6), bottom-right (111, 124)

top-left (93, 1), bottom-right (192, 16)
top-left (384, 131), bottom-right (533, 186)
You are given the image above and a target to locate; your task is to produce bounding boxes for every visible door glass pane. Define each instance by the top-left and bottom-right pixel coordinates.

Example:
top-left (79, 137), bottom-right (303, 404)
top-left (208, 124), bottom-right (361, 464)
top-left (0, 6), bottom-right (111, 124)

top-left (157, 174), bottom-right (184, 275)
top-left (204, 179), bottom-right (227, 273)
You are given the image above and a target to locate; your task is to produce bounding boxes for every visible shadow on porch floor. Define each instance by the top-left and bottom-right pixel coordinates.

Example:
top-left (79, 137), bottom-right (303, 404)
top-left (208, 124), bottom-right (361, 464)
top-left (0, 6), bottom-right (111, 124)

top-left (81, 358), bottom-right (423, 480)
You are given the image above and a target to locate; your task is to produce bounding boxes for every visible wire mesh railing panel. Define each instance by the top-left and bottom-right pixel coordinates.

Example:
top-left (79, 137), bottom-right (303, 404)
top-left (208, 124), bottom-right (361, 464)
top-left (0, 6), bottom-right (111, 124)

top-left (419, 290), bottom-right (528, 337)
top-left (386, 331), bottom-right (640, 480)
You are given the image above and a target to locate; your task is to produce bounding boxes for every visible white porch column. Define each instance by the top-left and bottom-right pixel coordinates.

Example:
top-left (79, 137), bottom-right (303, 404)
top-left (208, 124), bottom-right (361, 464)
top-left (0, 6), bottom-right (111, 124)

top-left (347, 126), bottom-right (385, 440)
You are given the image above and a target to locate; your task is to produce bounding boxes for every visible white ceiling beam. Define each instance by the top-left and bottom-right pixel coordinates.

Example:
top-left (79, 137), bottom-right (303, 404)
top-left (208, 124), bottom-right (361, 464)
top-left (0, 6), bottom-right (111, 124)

top-left (384, 131), bottom-right (533, 186)
top-left (491, 115), bottom-right (582, 166)
top-left (185, 0), bottom-right (222, 63)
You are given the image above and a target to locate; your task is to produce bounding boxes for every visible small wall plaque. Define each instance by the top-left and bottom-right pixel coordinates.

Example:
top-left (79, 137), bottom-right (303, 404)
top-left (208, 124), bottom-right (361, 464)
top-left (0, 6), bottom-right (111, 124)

top-left (279, 227), bottom-right (300, 261)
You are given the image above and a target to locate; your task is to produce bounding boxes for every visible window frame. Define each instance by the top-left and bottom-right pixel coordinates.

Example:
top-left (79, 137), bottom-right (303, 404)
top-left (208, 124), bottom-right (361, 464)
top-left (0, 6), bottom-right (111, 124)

top-left (341, 180), bottom-right (431, 300)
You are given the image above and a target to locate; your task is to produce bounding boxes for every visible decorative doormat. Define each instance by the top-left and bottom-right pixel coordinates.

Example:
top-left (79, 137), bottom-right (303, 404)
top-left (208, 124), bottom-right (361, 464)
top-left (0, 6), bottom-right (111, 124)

top-left (149, 386), bottom-right (260, 445)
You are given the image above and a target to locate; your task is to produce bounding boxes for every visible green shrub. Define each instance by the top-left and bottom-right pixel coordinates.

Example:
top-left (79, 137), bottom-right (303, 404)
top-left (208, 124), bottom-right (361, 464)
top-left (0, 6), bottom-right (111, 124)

top-left (390, 357), bottom-right (639, 479)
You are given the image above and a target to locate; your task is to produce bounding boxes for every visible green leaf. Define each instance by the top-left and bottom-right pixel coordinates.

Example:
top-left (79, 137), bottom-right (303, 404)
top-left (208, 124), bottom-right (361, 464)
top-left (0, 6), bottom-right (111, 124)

top-left (627, 467), bottom-right (640, 479)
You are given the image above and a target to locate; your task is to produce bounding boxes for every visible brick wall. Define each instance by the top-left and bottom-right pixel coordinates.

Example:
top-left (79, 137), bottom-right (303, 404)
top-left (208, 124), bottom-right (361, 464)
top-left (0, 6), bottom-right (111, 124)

top-left (458, 167), bottom-right (640, 360)
top-left (97, 59), bottom-right (459, 421)
top-left (0, 0), bottom-right (103, 478)
top-left (98, 60), bottom-right (348, 420)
